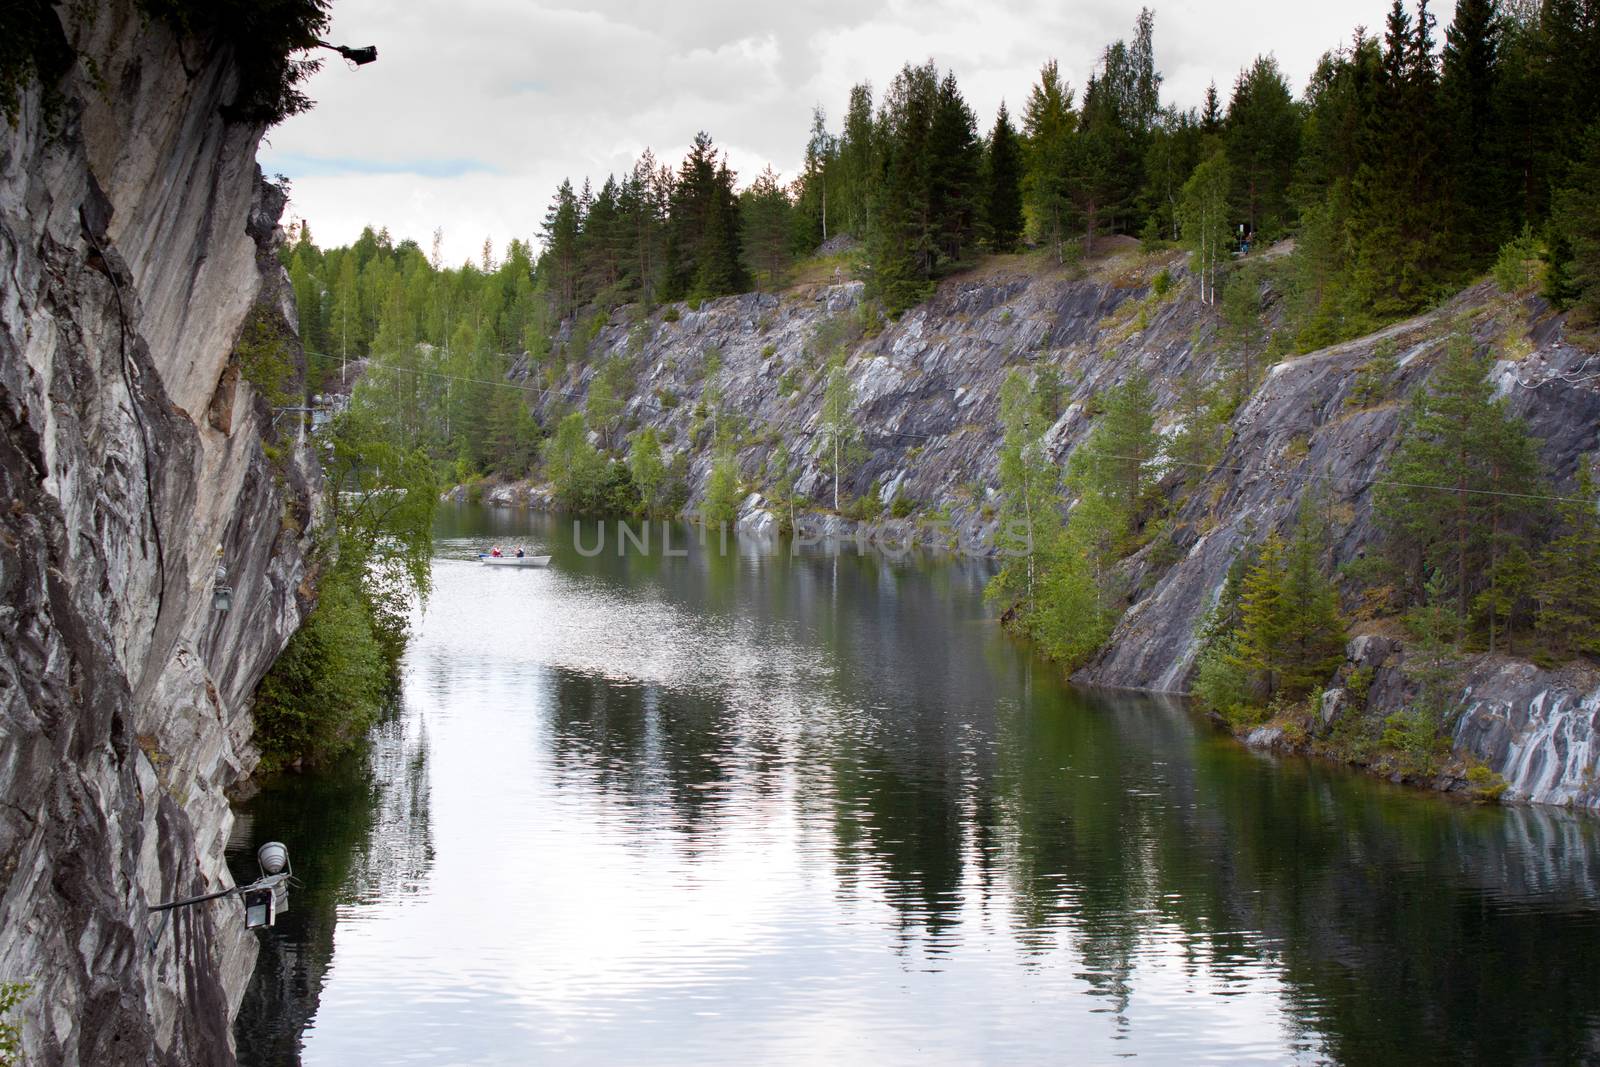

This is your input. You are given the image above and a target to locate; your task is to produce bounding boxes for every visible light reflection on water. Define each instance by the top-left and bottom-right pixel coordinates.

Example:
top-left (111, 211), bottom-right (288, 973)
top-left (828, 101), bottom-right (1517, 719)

top-left (232, 508), bottom-right (1600, 1066)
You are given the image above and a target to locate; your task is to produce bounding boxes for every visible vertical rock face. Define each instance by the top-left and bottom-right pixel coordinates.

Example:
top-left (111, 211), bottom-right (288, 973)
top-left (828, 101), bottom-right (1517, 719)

top-left (0, 6), bottom-right (316, 1064)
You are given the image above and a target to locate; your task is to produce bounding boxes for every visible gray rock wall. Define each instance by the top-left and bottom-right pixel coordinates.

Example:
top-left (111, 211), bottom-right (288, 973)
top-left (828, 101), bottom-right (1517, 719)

top-left (524, 245), bottom-right (1600, 809)
top-left (0, 6), bottom-right (316, 1063)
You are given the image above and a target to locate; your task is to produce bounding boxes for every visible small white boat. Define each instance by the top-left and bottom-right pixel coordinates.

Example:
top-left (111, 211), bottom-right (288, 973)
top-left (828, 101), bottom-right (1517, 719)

top-left (479, 554), bottom-right (552, 568)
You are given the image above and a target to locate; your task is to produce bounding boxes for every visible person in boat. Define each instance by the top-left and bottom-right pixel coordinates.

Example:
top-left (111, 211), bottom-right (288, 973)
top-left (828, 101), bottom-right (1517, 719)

top-left (491, 545), bottom-right (503, 557)
top-left (515, 546), bottom-right (526, 558)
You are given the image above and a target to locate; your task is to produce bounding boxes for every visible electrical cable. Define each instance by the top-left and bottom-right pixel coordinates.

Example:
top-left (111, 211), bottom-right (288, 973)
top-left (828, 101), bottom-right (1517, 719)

top-left (302, 349), bottom-right (1600, 508)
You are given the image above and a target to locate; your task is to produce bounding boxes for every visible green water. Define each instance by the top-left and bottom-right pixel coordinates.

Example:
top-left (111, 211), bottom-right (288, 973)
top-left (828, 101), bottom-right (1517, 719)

top-left (230, 505), bottom-right (1600, 1065)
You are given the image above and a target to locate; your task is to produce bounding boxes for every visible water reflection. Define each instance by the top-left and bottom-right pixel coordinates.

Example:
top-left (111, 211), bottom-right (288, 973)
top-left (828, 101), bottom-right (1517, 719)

top-left (233, 508), bottom-right (1600, 1065)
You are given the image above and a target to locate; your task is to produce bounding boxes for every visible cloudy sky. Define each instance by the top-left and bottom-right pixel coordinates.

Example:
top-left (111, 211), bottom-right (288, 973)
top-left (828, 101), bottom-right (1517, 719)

top-left (265, 0), bottom-right (1452, 265)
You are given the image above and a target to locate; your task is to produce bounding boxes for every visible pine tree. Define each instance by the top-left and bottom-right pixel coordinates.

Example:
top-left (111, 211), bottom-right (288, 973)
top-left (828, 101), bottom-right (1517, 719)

top-left (983, 102), bottom-right (1025, 253)
top-left (867, 62), bottom-right (940, 313)
top-left (702, 445), bottom-right (741, 527)
top-left (1070, 372), bottom-right (1160, 550)
top-left (664, 131), bottom-right (748, 302)
top-left (794, 106), bottom-right (838, 250)
top-left (1378, 330), bottom-right (1545, 633)
top-left (1220, 269), bottom-right (1265, 396)
top-left (1348, 0), bottom-right (1453, 319)
top-left (767, 441), bottom-right (798, 533)
top-left (1140, 107), bottom-right (1204, 243)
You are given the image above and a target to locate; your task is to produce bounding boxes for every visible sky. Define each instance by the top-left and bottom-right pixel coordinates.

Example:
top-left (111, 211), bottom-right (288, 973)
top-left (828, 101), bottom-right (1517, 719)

top-left (264, 0), bottom-right (1455, 265)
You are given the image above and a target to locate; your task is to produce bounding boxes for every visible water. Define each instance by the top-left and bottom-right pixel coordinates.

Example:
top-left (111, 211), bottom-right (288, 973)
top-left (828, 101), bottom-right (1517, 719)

top-left (231, 506), bottom-right (1600, 1065)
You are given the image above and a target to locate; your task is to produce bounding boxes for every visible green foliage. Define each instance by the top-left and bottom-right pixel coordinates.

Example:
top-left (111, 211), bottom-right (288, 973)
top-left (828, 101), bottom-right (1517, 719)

top-left (234, 303), bottom-right (298, 409)
top-left (983, 101), bottom-right (1026, 252)
top-left (1376, 330), bottom-right (1545, 648)
top-left (544, 412), bottom-right (610, 512)
top-left (1178, 153), bottom-right (1230, 305)
top-left (862, 62), bottom-right (982, 315)
top-left (742, 164), bottom-right (794, 287)
top-left (629, 427), bottom-right (667, 516)
top-left (988, 370), bottom-right (1114, 668)
top-left (701, 447), bottom-right (742, 527)
top-left (0, 980), bottom-right (30, 1065)
top-left (1535, 463), bottom-right (1600, 659)
top-left (1225, 56), bottom-right (1302, 241)
top-left (139, 0), bottom-right (332, 123)
top-left (1151, 268), bottom-right (1174, 298)
top-left (662, 304), bottom-right (681, 323)
top-left (889, 490), bottom-right (916, 518)
top-left (254, 568), bottom-right (392, 771)
top-left (255, 406), bottom-right (437, 770)
top-left (766, 441), bottom-right (799, 533)
top-left (1492, 225), bottom-right (1544, 295)
top-left (1346, 340), bottom-right (1399, 409)
top-left (1197, 509), bottom-right (1346, 722)
top-left (1466, 763), bottom-right (1508, 802)
top-left (1548, 121), bottom-right (1600, 322)
top-left (1, 1), bottom-right (71, 125)
top-left (1219, 269), bottom-right (1266, 395)
top-left (1377, 572), bottom-right (1466, 775)
top-left (1069, 372), bottom-right (1160, 551)
top-left (1034, 365), bottom-right (1066, 423)
top-left (819, 362), bottom-right (861, 511)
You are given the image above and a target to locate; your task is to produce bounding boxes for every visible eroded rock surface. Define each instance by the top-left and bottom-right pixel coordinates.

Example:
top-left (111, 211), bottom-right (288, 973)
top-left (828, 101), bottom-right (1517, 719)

top-left (0, 6), bottom-right (316, 1063)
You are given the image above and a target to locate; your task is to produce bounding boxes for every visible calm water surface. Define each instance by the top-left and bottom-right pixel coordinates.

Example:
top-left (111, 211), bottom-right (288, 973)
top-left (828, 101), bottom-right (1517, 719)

top-left (231, 506), bottom-right (1600, 1065)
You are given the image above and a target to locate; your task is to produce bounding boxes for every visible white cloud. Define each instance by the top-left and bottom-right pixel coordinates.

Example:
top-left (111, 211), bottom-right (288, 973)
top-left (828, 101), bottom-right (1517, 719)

top-left (267, 0), bottom-right (1453, 264)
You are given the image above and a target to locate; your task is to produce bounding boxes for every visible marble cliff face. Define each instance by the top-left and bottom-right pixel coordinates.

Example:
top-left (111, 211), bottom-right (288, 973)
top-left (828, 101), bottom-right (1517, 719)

top-left (0, 6), bottom-right (317, 1062)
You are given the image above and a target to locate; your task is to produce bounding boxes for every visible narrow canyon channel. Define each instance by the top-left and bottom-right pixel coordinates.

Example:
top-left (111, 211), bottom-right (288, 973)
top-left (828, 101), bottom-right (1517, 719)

top-left (229, 505), bottom-right (1600, 1065)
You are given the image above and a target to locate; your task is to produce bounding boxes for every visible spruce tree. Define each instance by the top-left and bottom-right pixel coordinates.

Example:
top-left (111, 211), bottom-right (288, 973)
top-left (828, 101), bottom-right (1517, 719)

top-left (1441, 0), bottom-right (1510, 266)
top-left (983, 102), bottom-right (1025, 253)
top-left (540, 179), bottom-right (582, 320)
top-left (1535, 463), bottom-right (1600, 658)
top-left (742, 165), bottom-right (794, 288)
top-left (1020, 60), bottom-right (1077, 263)
top-left (1223, 56), bottom-right (1302, 241)
top-left (1278, 507), bottom-right (1349, 696)
top-left (928, 71), bottom-right (983, 265)
top-left (1549, 121), bottom-right (1600, 323)
top-left (1225, 532), bottom-right (1290, 701)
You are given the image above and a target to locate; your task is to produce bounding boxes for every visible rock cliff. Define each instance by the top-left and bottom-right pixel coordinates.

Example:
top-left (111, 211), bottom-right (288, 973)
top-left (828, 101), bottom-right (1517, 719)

top-left (511, 240), bottom-right (1600, 810)
top-left (0, 5), bottom-right (316, 1063)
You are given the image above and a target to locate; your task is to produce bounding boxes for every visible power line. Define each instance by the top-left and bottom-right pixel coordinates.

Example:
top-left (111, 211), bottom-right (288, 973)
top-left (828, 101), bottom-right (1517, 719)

top-left (305, 350), bottom-right (1600, 509)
